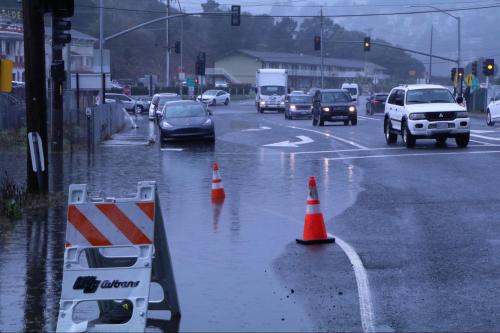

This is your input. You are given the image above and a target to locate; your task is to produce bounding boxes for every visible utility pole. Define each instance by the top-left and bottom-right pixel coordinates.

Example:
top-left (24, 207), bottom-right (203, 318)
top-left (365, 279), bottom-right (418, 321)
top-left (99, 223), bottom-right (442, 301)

top-left (99, 0), bottom-right (105, 104)
top-left (429, 24), bottom-right (433, 84)
top-left (22, 0), bottom-right (48, 193)
top-left (179, 0), bottom-right (184, 97)
top-left (166, 0), bottom-right (170, 88)
top-left (320, 8), bottom-right (324, 89)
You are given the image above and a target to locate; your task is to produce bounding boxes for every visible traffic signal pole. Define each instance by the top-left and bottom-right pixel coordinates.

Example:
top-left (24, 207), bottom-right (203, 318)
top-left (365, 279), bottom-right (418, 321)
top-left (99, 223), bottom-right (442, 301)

top-left (22, 0), bottom-right (48, 193)
top-left (320, 8), bottom-right (324, 89)
top-left (51, 29), bottom-right (64, 152)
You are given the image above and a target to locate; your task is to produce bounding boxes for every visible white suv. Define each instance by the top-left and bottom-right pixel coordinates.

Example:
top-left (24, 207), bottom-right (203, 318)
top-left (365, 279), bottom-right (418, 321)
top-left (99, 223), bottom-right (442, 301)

top-left (384, 84), bottom-right (470, 148)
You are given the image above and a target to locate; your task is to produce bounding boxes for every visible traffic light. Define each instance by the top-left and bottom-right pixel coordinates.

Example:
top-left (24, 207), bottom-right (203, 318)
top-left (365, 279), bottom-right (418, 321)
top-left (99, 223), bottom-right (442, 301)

top-left (451, 68), bottom-right (456, 82)
top-left (174, 41), bottom-right (180, 54)
top-left (0, 59), bottom-right (13, 93)
top-left (44, 0), bottom-right (74, 17)
top-left (471, 61), bottom-right (478, 76)
top-left (363, 37), bottom-right (371, 52)
top-left (314, 36), bottom-right (321, 51)
top-left (195, 52), bottom-right (206, 76)
top-left (52, 17), bottom-right (71, 49)
top-left (231, 5), bottom-right (241, 26)
top-left (483, 58), bottom-right (495, 76)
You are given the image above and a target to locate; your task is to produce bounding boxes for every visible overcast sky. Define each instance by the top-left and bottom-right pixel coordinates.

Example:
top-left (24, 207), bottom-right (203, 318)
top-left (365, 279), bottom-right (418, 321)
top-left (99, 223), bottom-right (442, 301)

top-left (176, 0), bottom-right (500, 76)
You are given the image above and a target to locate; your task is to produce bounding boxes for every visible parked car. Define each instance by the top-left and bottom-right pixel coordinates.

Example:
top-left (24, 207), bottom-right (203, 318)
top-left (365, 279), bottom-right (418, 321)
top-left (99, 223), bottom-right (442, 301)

top-left (366, 93), bottom-right (389, 115)
top-left (215, 81), bottom-right (228, 88)
top-left (149, 93), bottom-right (181, 121)
top-left (486, 92), bottom-right (500, 126)
top-left (384, 84), bottom-right (469, 148)
top-left (105, 93), bottom-right (139, 113)
top-left (196, 90), bottom-right (230, 106)
top-left (134, 97), bottom-right (151, 113)
top-left (311, 89), bottom-right (357, 126)
top-left (285, 94), bottom-right (312, 120)
top-left (158, 100), bottom-right (215, 142)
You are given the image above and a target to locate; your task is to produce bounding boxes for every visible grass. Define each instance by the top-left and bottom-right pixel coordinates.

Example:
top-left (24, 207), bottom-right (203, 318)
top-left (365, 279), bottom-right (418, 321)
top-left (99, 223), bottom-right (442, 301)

top-left (0, 127), bottom-right (26, 150)
top-left (0, 172), bottom-right (26, 220)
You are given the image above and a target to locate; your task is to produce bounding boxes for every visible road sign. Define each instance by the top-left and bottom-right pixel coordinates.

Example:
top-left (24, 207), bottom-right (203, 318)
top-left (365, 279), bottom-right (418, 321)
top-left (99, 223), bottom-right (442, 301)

top-left (472, 78), bottom-right (480, 91)
top-left (178, 72), bottom-right (185, 81)
top-left (464, 74), bottom-right (474, 87)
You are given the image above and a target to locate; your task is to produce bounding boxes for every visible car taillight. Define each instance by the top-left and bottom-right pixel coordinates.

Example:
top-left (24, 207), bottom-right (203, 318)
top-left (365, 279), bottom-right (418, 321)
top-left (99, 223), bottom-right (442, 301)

top-left (372, 100), bottom-right (380, 105)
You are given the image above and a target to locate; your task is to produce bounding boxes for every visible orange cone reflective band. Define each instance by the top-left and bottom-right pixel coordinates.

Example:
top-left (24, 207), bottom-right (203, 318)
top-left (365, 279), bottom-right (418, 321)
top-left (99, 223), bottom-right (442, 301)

top-left (296, 176), bottom-right (335, 245)
top-left (211, 163), bottom-right (225, 201)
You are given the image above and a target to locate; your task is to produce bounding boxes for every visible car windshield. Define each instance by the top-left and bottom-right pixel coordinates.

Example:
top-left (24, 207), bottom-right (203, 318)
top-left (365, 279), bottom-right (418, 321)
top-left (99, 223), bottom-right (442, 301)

top-left (344, 88), bottom-right (357, 95)
top-left (374, 95), bottom-right (388, 101)
top-left (164, 104), bottom-right (206, 118)
top-left (321, 92), bottom-right (351, 103)
top-left (406, 89), bottom-right (455, 104)
top-left (289, 95), bottom-right (312, 104)
top-left (203, 90), bottom-right (218, 95)
top-left (261, 86), bottom-right (285, 95)
top-left (158, 96), bottom-right (180, 107)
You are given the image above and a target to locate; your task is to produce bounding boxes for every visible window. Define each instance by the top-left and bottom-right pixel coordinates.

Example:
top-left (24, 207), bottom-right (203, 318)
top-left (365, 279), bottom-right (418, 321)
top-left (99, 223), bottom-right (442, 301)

top-left (494, 93), bottom-right (500, 101)
top-left (406, 89), bottom-right (455, 104)
top-left (388, 90), bottom-right (398, 105)
top-left (321, 92), bottom-right (351, 103)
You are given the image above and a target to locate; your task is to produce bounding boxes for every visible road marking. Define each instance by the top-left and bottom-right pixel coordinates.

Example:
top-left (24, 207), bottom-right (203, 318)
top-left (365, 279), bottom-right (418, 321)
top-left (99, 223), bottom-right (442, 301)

top-left (242, 126), bottom-right (272, 132)
top-left (264, 135), bottom-right (314, 148)
top-left (470, 129), bottom-right (497, 134)
top-left (469, 139), bottom-right (495, 146)
top-left (324, 149), bottom-right (500, 161)
top-left (160, 148), bottom-right (184, 152)
top-left (358, 115), bottom-right (381, 121)
top-left (332, 235), bottom-right (375, 333)
top-left (285, 125), bottom-right (368, 149)
top-left (292, 147), bottom-right (405, 155)
top-left (471, 133), bottom-right (500, 141)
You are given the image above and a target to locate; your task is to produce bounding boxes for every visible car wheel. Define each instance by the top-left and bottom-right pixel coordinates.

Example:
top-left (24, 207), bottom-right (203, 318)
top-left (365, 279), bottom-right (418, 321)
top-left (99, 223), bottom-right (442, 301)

top-left (344, 120), bottom-right (349, 126)
top-left (319, 118), bottom-right (324, 126)
top-left (350, 117), bottom-right (357, 126)
top-left (436, 137), bottom-right (447, 145)
top-left (366, 104), bottom-right (370, 115)
top-left (159, 131), bottom-right (166, 142)
top-left (224, 98), bottom-right (229, 106)
top-left (212, 99), bottom-right (216, 106)
top-left (385, 117), bottom-right (397, 145)
top-left (402, 121), bottom-right (416, 148)
top-left (487, 110), bottom-right (495, 126)
top-left (455, 133), bottom-right (470, 148)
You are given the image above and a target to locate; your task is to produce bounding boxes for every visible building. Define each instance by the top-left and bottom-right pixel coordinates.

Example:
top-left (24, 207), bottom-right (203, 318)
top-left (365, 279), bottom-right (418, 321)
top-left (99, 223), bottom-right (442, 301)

top-left (207, 49), bottom-right (388, 88)
top-left (0, 22), bottom-right (98, 83)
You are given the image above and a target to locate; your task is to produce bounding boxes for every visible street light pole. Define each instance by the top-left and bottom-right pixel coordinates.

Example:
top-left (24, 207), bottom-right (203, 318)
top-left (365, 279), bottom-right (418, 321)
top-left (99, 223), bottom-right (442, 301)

top-left (429, 24), bottom-right (433, 84)
top-left (320, 8), bottom-right (324, 89)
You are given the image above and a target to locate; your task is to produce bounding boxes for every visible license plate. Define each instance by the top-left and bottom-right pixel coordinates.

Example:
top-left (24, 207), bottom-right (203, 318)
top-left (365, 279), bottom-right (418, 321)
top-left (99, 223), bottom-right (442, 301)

top-left (436, 122), bottom-right (448, 129)
top-left (331, 116), bottom-right (347, 120)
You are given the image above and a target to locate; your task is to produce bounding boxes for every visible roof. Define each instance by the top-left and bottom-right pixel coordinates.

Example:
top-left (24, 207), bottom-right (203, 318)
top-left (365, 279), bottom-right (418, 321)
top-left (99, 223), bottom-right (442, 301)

top-left (45, 27), bottom-right (98, 41)
top-left (397, 84), bottom-right (447, 90)
top-left (237, 49), bottom-right (386, 71)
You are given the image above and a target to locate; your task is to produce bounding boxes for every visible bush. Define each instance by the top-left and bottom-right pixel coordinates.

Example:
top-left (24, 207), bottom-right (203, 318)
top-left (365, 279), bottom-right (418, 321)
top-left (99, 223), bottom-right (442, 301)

top-left (0, 172), bottom-right (26, 220)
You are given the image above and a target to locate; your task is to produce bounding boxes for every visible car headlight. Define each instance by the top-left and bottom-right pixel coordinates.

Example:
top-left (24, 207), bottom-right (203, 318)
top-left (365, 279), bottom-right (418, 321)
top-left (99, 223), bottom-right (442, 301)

top-left (456, 111), bottom-right (468, 118)
top-left (322, 107), bottom-right (330, 112)
top-left (409, 113), bottom-right (426, 120)
top-left (290, 105), bottom-right (296, 111)
top-left (260, 101), bottom-right (266, 106)
top-left (203, 118), bottom-right (212, 126)
top-left (348, 106), bottom-right (356, 112)
top-left (161, 120), bottom-right (173, 128)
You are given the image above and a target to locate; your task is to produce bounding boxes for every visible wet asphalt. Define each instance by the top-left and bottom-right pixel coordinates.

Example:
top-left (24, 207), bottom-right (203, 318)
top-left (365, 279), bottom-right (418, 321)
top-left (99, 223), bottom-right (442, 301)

top-left (2, 98), bottom-right (500, 331)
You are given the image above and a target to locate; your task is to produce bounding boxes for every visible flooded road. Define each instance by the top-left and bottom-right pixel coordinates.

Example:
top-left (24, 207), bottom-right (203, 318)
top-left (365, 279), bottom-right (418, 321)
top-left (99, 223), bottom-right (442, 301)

top-left (0, 106), bottom-right (362, 332)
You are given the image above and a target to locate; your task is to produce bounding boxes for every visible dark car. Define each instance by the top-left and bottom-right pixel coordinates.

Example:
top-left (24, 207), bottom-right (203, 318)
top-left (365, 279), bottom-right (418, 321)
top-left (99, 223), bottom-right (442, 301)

top-left (311, 89), bottom-right (357, 126)
top-left (366, 93), bottom-right (388, 115)
top-left (285, 94), bottom-right (312, 120)
top-left (158, 101), bottom-right (215, 142)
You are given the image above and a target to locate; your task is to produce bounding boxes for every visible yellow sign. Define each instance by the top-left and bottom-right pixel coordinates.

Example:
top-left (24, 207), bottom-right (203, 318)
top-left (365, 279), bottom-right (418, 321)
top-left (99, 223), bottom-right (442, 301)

top-left (464, 74), bottom-right (474, 87)
top-left (0, 59), bottom-right (13, 93)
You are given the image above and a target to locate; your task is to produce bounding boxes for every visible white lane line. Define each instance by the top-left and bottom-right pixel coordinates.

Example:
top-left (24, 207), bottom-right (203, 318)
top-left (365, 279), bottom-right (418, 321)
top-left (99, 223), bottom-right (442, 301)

top-left (332, 234), bottom-right (375, 333)
top-left (471, 133), bottom-right (500, 141)
top-left (160, 148), bottom-right (184, 151)
top-left (469, 139), bottom-right (495, 146)
top-left (358, 115), bottom-right (382, 121)
top-left (292, 147), bottom-right (405, 155)
top-left (470, 129), bottom-right (497, 134)
top-left (285, 125), bottom-right (368, 150)
top-left (325, 149), bottom-right (500, 161)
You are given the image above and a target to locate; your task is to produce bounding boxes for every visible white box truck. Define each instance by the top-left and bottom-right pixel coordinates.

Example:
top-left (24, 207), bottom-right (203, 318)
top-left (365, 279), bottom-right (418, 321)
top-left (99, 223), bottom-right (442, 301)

top-left (255, 69), bottom-right (288, 113)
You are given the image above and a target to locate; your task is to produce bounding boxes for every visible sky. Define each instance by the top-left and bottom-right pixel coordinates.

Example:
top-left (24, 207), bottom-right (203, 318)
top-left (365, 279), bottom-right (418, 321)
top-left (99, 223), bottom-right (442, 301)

top-left (175, 0), bottom-right (500, 76)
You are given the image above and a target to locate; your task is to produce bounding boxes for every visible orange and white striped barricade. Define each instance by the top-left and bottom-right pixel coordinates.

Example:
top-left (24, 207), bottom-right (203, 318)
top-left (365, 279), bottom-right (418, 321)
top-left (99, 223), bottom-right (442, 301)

top-left (57, 181), bottom-right (180, 333)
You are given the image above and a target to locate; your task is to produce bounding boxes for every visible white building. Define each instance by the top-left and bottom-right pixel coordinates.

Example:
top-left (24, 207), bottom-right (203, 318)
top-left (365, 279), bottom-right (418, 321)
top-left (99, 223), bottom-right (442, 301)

top-left (0, 22), bottom-right (98, 83)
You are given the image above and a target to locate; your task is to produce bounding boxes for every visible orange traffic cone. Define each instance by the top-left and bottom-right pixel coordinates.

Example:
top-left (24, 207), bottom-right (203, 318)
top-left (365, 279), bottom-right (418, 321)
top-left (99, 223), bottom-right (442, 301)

top-left (211, 163), bottom-right (225, 202)
top-left (296, 176), bottom-right (335, 245)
